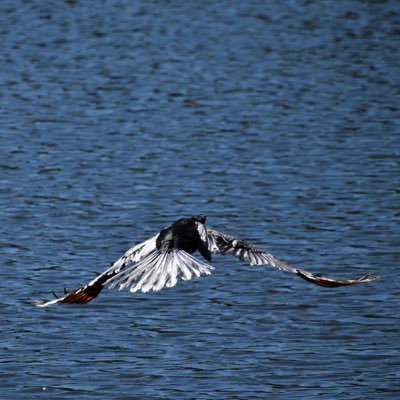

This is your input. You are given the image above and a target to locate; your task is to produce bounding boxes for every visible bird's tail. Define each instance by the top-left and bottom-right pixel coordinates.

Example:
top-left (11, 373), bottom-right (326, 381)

top-left (107, 249), bottom-right (214, 293)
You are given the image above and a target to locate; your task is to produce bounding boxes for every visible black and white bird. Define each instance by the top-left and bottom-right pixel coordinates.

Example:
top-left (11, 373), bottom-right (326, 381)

top-left (36, 214), bottom-right (378, 307)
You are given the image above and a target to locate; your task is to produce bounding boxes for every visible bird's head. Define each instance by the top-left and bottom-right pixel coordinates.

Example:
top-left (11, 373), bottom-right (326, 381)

top-left (191, 214), bottom-right (207, 224)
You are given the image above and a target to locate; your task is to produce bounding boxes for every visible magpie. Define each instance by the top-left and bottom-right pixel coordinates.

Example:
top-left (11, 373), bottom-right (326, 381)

top-left (36, 214), bottom-right (378, 306)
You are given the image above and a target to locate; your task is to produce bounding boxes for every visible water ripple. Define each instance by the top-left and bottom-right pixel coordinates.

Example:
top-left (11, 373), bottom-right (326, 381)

top-left (1, 0), bottom-right (399, 399)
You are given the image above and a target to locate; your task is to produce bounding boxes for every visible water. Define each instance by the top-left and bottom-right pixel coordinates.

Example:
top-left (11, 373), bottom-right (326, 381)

top-left (1, 0), bottom-right (399, 398)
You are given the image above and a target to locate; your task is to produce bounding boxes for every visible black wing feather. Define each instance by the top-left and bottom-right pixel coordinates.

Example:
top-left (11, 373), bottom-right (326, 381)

top-left (205, 227), bottom-right (379, 287)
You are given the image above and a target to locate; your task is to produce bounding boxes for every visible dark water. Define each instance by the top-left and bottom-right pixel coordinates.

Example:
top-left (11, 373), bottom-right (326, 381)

top-left (1, 0), bottom-right (399, 398)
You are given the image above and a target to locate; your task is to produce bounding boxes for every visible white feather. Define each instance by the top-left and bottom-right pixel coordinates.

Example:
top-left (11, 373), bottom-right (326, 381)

top-left (105, 249), bottom-right (213, 294)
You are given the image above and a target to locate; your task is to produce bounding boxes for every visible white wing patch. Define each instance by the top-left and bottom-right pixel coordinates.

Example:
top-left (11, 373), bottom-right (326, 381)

top-left (105, 234), bottom-right (159, 278)
top-left (195, 221), bottom-right (208, 243)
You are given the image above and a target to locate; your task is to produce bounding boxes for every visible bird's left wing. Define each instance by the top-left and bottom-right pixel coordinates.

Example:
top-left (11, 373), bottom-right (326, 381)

top-left (35, 234), bottom-right (159, 307)
top-left (205, 227), bottom-right (378, 288)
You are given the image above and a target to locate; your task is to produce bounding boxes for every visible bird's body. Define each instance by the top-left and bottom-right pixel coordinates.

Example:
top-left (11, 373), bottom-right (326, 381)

top-left (36, 214), bottom-right (378, 307)
top-left (156, 216), bottom-right (211, 261)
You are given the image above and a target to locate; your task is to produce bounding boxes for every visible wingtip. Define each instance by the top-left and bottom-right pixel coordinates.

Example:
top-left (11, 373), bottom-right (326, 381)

top-left (296, 269), bottom-right (380, 288)
top-left (360, 273), bottom-right (380, 282)
top-left (34, 298), bottom-right (61, 307)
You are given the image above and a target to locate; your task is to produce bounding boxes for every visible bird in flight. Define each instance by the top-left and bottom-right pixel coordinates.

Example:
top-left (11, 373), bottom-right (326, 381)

top-left (36, 214), bottom-right (378, 307)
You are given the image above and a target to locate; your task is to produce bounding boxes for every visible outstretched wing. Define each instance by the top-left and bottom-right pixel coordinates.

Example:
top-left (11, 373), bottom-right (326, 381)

top-left (206, 227), bottom-right (378, 288)
top-left (36, 234), bottom-right (159, 307)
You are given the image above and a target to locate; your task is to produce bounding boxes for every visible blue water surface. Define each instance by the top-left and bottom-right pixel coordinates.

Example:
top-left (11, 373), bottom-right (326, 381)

top-left (1, 0), bottom-right (399, 399)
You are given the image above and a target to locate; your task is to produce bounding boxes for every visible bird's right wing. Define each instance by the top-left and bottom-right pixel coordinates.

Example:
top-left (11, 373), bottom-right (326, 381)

top-left (205, 227), bottom-right (379, 288)
top-left (35, 234), bottom-right (159, 307)
top-left (206, 227), bottom-right (295, 272)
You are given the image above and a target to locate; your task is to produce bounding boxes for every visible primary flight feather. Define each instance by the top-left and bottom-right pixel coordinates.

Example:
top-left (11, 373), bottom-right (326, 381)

top-left (36, 214), bottom-right (378, 307)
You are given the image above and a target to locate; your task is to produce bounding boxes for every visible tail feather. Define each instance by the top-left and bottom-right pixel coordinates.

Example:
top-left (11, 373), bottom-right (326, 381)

top-left (165, 256), bottom-right (178, 289)
top-left (107, 250), bottom-right (214, 294)
top-left (153, 254), bottom-right (172, 292)
top-left (131, 252), bottom-right (168, 293)
top-left (139, 253), bottom-right (167, 293)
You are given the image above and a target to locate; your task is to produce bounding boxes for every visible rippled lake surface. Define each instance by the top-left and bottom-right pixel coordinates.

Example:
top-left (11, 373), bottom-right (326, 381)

top-left (1, 0), bottom-right (399, 399)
